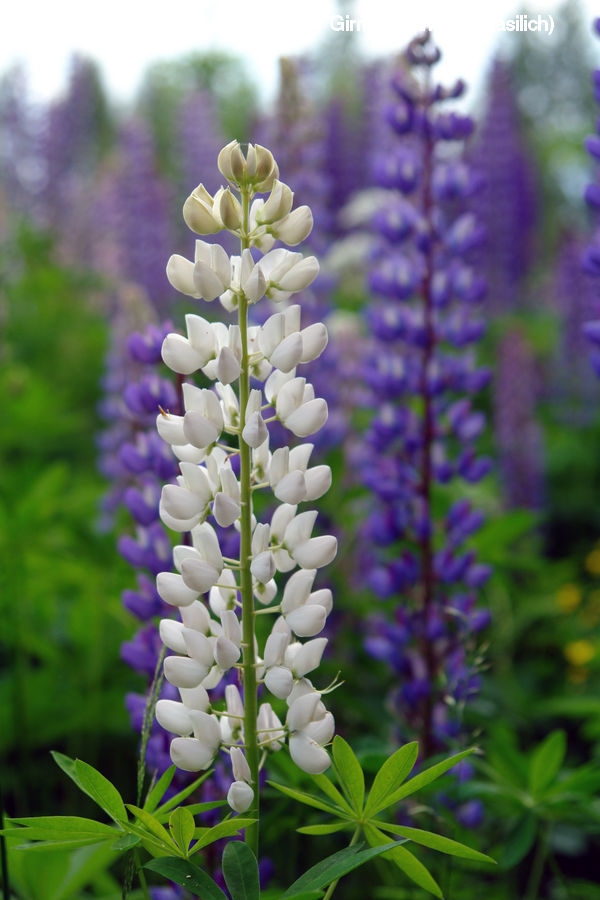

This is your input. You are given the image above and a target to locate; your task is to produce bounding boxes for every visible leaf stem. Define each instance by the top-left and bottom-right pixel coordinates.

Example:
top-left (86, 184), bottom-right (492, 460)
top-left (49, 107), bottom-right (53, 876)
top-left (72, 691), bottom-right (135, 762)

top-left (135, 849), bottom-right (153, 900)
top-left (322, 828), bottom-right (361, 900)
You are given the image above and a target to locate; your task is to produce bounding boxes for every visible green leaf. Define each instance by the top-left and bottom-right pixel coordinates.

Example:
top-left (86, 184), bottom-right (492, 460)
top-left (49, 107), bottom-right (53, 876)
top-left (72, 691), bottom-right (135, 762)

top-left (529, 731), bottom-right (566, 797)
top-left (144, 857), bottom-right (227, 899)
top-left (51, 751), bottom-right (82, 790)
top-left (332, 736), bottom-right (365, 814)
top-left (111, 832), bottom-right (141, 851)
top-left (154, 770), bottom-right (212, 816)
top-left (376, 823), bottom-right (495, 864)
top-left (282, 894), bottom-right (324, 900)
top-left (74, 760), bottom-right (128, 824)
top-left (382, 749), bottom-right (475, 810)
top-left (311, 773), bottom-right (354, 814)
top-left (222, 841), bottom-right (260, 900)
top-left (364, 824), bottom-right (442, 899)
top-left (125, 805), bottom-right (178, 853)
top-left (365, 743), bottom-right (419, 816)
top-left (190, 818), bottom-right (256, 853)
top-left (297, 821), bottom-right (351, 835)
top-left (169, 806), bottom-right (195, 855)
top-left (143, 766), bottom-right (176, 812)
top-left (6, 817), bottom-right (117, 840)
top-left (155, 800), bottom-right (224, 824)
top-left (501, 814), bottom-right (537, 869)
top-left (13, 838), bottom-right (108, 852)
top-left (282, 842), bottom-right (407, 897)
top-left (268, 782), bottom-right (344, 816)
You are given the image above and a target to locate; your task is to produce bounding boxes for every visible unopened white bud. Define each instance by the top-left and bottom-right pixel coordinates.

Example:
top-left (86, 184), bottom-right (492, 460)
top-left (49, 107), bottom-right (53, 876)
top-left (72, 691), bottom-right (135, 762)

top-left (183, 185), bottom-right (222, 234)
top-left (272, 206), bottom-right (313, 246)
top-left (227, 781), bottom-right (254, 813)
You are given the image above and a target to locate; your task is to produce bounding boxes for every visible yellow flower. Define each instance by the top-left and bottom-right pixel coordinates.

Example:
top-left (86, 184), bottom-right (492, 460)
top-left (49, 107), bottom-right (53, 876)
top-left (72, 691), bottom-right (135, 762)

top-left (556, 584), bottom-right (581, 613)
top-left (585, 549), bottom-right (600, 576)
top-left (564, 640), bottom-right (596, 667)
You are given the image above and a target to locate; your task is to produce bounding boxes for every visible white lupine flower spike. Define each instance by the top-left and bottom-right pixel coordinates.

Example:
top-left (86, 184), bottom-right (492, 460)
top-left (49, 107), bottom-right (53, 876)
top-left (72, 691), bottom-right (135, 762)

top-left (154, 141), bottom-right (337, 852)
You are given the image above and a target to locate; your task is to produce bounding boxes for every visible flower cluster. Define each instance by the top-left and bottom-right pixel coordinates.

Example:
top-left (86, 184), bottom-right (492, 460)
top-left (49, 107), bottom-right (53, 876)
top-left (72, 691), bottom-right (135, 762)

top-left (153, 141), bottom-right (337, 816)
top-left (358, 31), bottom-right (491, 762)
top-left (583, 18), bottom-right (600, 368)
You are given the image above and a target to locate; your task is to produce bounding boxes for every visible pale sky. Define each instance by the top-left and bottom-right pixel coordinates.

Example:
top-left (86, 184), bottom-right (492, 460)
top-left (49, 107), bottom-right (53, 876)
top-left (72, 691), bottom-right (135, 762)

top-left (2, 0), bottom-right (598, 106)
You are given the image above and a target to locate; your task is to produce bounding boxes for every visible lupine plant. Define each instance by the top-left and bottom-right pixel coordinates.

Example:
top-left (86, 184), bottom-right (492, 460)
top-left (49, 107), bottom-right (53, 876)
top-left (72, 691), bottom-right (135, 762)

top-left (359, 31), bottom-right (492, 768)
top-left (2, 133), bottom-right (493, 897)
top-left (583, 18), bottom-right (600, 365)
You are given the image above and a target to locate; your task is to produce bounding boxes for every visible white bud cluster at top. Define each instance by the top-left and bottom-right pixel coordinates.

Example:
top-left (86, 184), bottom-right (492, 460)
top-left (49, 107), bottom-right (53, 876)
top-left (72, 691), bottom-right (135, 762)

top-left (155, 141), bottom-right (337, 814)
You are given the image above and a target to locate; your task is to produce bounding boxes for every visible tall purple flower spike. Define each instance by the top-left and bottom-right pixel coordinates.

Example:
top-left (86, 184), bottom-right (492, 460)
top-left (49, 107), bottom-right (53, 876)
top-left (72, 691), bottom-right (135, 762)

top-left (494, 330), bottom-right (544, 509)
top-left (583, 18), bottom-right (600, 367)
top-left (359, 33), bottom-right (491, 784)
top-left (553, 233), bottom-right (600, 421)
top-left (95, 119), bottom-right (174, 315)
top-left (470, 58), bottom-right (538, 315)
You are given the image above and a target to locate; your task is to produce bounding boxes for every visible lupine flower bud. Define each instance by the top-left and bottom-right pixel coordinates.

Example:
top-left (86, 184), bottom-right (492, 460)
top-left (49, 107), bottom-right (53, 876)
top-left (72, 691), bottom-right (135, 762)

top-left (256, 180), bottom-right (294, 224)
top-left (183, 184), bottom-right (222, 234)
top-left (227, 781), bottom-right (254, 813)
top-left (271, 206), bottom-right (314, 245)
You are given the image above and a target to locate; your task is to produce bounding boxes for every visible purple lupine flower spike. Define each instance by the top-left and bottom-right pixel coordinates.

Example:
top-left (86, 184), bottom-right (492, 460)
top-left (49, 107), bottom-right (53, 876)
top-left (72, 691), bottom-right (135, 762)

top-left (583, 20), bottom-right (600, 366)
top-left (359, 31), bottom-right (491, 769)
top-left (494, 330), bottom-right (544, 509)
top-left (94, 119), bottom-right (174, 315)
top-left (470, 58), bottom-right (538, 315)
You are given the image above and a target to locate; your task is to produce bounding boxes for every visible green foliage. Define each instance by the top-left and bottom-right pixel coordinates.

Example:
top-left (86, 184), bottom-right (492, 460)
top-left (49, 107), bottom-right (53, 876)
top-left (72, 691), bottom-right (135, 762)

top-left (467, 727), bottom-right (600, 874)
top-left (271, 737), bottom-right (494, 897)
top-left (2, 752), bottom-right (253, 895)
top-left (222, 841), bottom-right (260, 899)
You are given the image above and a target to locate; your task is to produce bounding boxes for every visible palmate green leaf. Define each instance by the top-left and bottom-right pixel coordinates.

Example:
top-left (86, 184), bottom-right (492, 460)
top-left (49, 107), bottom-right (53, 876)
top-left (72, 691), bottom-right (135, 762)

top-left (125, 805), bottom-right (179, 854)
top-left (143, 765), bottom-right (177, 812)
top-left (528, 730), bottom-right (566, 797)
top-left (154, 770), bottom-right (213, 817)
top-left (364, 743), bottom-right (419, 817)
top-left (190, 818), bottom-right (256, 853)
top-left (73, 760), bottom-right (128, 824)
top-left (268, 782), bottom-right (345, 817)
top-left (376, 822), bottom-right (495, 864)
top-left (169, 806), bottom-right (195, 855)
top-left (297, 821), bottom-right (351, 836)
top-left (310, 773), bottom-right (354, 814)
top-left (144, 856), bottom-right (227, 899)
top-left (282, 842), bottom-right (407, 897)
top-left (381, 749), bottom-right (475, 811)
top-left (222, 841), bottom-right (260, 900)
top-left (364, 824), bottom-right (442, 899)
top-left (332, 736), bottom-right (365, 814)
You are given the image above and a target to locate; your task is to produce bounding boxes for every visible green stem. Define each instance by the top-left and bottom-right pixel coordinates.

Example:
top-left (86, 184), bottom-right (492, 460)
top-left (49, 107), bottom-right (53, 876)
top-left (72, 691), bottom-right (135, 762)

top-left (135, 849), bottom-right (152, 900)
top-left (322, 829), bottom-right (361, 900)
top-left (525, 830), bottom-right (547, 900)
top-left (238, 187), bottom-right (260, 855)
